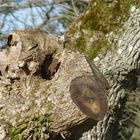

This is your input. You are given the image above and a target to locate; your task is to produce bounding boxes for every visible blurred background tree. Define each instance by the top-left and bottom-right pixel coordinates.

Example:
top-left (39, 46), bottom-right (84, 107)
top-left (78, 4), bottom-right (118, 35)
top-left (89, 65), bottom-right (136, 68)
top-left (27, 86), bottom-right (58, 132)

top-left (0, 0), bottom-right (88, 46)
top-left (0, 0), bottom-right (88, 34)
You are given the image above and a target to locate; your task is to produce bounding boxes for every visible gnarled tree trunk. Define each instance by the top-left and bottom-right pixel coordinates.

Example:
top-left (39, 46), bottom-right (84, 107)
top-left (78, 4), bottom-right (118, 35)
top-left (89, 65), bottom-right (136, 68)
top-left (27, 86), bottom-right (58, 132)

top-left (0, 1), bottom-right (140, 140)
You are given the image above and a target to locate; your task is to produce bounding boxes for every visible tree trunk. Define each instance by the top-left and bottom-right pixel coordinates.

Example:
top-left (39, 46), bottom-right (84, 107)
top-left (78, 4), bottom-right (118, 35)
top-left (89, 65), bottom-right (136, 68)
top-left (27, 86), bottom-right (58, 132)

top-left (0, 33), bottom-right (108, 139)
top-left (0, 1), bottom-right (140, 140)
top-left (78, 4), bottom-right (140, 140)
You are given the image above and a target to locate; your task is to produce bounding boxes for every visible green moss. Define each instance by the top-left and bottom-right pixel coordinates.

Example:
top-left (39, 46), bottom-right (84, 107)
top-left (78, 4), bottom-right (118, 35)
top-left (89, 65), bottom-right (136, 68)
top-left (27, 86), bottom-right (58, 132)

top-left (82, 0), bottom-right (122, 33)
top-left (32, 114), bottom-right (51, 129)
top-left (70, 35), bottom-right (87, 52)
top-left (69, 0), bottom-right (140, 34)
top-left (65, 32), bottom-right (110, 59)
top-left (7, 124), bottom-right (25, 140)
top-left (7, 125), bottom-right (15, 139)
top-left (7, 114), bottom-right (52, 139)
top-left (66, 0), bottom-right (140, 58)
top-left (86, 39), bottom-right (109, 59)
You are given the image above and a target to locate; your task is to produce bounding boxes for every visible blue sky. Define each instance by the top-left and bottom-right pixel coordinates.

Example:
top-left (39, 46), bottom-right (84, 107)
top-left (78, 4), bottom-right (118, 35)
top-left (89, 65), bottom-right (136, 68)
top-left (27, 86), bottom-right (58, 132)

top-left (0, 0), bottom-right (65, 34)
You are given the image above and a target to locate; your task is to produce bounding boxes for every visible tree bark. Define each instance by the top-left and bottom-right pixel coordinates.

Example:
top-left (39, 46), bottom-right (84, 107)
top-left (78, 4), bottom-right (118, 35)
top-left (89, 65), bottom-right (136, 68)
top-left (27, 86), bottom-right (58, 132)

top-left (78, 5), bottom-right (140, 140)
top-left (0, 38), bottom-right (108, 139)
top-left (0, 1), bottom-right (140, 140)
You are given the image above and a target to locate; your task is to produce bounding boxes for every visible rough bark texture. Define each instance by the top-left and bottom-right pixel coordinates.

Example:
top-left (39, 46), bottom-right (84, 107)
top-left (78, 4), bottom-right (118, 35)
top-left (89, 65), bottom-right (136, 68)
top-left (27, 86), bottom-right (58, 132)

top-left (0, 35), bottom-right (108, 139)
top-left (0, 2), bottom-right (140, 140)
top-left (79, 6), bottom-right (140, 140)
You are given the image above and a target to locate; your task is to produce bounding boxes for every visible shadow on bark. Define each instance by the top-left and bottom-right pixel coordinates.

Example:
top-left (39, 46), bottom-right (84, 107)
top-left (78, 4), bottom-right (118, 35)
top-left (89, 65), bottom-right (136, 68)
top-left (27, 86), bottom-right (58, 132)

top-left (49, 118), bottom-right (97, 140)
